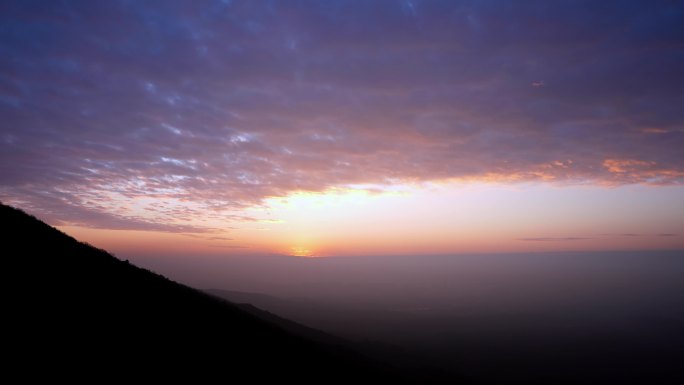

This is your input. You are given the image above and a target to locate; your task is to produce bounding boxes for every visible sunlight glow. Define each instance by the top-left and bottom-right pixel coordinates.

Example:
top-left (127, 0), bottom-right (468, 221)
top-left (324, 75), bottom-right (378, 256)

top-left (58, 182), bottom-right (684, 258)
top-left (290, 246), bottom-right (316, 258)
top-left (233, 182), bottom-right (684, 257)
top-left (263, 186), bottom-right (405, 212)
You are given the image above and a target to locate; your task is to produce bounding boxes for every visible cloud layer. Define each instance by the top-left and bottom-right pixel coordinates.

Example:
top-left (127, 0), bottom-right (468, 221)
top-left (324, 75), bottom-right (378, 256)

top-left (1, 0), bottom-right (683, 230)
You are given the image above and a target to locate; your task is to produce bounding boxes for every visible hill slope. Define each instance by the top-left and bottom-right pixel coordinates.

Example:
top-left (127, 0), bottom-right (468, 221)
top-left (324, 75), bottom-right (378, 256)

top-left (3, 203), bottom-right (457, 383)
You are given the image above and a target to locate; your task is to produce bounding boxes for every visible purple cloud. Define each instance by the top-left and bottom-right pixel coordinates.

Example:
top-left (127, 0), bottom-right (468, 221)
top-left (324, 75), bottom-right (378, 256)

top-left (517, 237), bottom-right (592, 242)
top-left (1, 1), bottom-right (683, 230)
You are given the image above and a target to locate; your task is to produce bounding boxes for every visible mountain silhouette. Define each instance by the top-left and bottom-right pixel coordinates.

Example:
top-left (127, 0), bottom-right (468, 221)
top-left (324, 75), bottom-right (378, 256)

top-left (3, 203), bottom-right (462, 383)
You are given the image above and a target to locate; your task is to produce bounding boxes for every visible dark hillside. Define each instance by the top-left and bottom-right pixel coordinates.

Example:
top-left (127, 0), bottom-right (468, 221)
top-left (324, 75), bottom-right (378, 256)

top-left (2, 203), bottom-right (461, 383)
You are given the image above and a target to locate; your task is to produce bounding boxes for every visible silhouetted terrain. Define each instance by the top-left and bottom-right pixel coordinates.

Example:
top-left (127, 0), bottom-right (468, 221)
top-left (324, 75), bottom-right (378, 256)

top-left (3, 203), bottom-right (462, 383)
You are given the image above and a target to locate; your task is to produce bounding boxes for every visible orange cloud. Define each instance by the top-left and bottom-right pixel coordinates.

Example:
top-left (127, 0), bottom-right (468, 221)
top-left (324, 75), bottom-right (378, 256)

top-left (603, 159), bottom-right (684, 184)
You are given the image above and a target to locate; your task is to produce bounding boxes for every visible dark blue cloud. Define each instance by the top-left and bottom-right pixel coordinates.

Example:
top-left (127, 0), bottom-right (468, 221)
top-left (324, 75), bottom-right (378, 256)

top-left (1, 0), bottom-right (683, 229)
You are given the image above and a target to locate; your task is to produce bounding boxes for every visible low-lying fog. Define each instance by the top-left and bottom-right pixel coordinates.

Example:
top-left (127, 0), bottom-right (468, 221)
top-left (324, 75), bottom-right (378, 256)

top-left (131, 250), bottom-right (684, 383)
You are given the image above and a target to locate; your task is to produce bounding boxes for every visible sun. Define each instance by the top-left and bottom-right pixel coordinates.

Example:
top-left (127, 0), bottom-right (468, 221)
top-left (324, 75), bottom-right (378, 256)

top-left (290, 246), bottom-right (316, 258)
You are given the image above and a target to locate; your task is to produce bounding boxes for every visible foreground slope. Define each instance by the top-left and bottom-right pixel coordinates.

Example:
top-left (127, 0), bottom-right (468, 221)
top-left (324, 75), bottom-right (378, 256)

top-left (3, 203), bottom-right (455, 383)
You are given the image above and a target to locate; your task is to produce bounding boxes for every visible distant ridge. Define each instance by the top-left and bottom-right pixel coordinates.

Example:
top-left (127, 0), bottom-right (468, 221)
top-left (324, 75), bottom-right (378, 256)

top-left (2, 203), bottom-right (460, 383)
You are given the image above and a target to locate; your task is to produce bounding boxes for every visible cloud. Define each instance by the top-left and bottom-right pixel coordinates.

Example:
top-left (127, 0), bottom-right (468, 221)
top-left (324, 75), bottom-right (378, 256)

top-left (517, 237), bottom-right (592, 242)
top-left (600, 233), bottom-right (680, 238)
top-left (208, 244), bottom-right (249, 249)
top-left (207, 236), bottom-right (234, 241)
top-left (1, 1), bottom-right (683, 230)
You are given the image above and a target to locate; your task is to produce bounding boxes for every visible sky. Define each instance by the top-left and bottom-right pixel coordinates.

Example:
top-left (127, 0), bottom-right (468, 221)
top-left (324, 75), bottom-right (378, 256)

top-left (1, 0), bottom-right (683, 258)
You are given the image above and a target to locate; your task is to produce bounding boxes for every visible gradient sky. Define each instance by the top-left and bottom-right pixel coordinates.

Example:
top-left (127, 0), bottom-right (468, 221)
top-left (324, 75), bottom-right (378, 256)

top-left (1, 0), bottom-right (683, 257)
